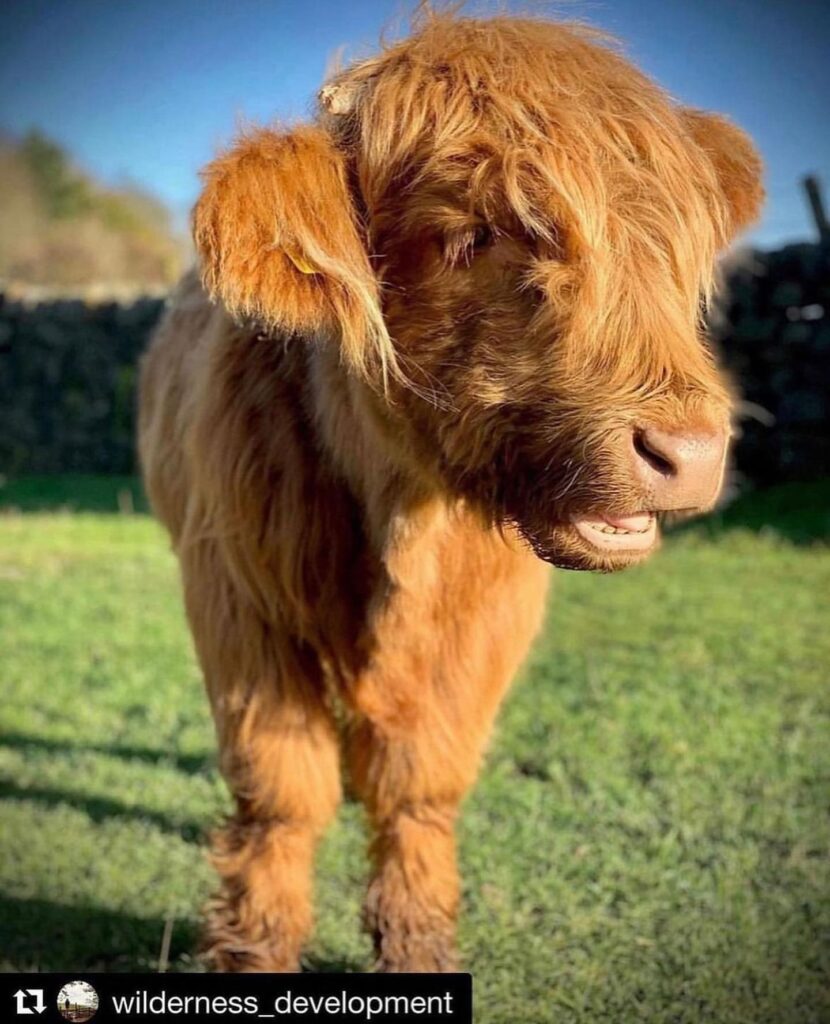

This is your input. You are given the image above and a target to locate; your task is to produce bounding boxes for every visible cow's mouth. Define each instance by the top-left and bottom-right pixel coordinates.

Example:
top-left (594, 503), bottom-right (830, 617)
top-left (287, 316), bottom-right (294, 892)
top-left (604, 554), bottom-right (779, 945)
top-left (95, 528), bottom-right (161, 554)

top-left (570, 512), bottom-right (657, 554)
top-left (517, 510), bottom-right (661, 571)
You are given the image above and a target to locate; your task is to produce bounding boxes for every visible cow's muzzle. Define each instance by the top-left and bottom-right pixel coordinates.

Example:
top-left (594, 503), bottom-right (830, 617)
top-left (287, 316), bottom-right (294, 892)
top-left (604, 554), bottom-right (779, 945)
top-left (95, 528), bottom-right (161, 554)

top-left (629, 423), bottom-right (728, 513)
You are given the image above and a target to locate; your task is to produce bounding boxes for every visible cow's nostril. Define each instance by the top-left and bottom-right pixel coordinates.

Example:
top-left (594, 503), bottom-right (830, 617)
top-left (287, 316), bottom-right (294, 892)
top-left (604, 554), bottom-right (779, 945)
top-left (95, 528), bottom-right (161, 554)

top-left (633, 429), bottom-right (676, 477)
top-left (629, 424), bottom-right (728, 513)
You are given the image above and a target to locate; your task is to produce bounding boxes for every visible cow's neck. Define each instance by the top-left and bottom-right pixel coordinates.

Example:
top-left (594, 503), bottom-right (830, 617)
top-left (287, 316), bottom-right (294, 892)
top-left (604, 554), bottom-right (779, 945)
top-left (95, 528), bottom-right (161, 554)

top-left (307, 342), bottom-right (451, 554)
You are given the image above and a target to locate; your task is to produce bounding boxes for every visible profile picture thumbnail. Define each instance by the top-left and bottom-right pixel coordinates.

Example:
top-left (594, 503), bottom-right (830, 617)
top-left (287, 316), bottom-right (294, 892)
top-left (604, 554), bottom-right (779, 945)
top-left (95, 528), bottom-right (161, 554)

top-left (57, 981), bottom-right (99, 1022)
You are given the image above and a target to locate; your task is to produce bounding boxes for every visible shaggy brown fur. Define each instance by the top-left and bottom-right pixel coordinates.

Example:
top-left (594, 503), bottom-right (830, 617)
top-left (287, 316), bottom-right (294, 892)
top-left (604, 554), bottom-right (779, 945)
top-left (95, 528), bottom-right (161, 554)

top-left (139, 11), bottom-right (762, 972)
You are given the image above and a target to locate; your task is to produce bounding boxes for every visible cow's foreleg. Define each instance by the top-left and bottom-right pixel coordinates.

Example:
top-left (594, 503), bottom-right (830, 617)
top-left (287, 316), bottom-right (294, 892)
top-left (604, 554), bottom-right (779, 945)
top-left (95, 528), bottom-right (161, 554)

top-left (347, 709), bottom-right (472, 972)
top-left (182, 543), bottom-right (341, 972)
top-left (346, 535), bottom-right (548, 971)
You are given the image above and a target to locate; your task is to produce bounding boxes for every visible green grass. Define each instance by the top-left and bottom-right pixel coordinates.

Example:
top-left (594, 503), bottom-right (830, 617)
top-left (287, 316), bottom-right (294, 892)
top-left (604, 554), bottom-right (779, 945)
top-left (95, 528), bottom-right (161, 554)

top-left (1, 480), bottom-right (828, 1023)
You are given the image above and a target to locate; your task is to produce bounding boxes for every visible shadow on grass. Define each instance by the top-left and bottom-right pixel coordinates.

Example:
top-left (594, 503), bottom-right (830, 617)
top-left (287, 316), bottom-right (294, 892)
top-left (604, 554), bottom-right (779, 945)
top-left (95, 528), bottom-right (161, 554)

top-left (0, 779), bottom-right (207, 843)
top-left (0, 894), bottom-right (199, 972)
top-left (0, 893), bottom-right (367, 974)
top-left (669, 479), bottom-right (830, 546)
top-left (0, 474), bottom-right (149, 514)
top-left (0, 729), bottom-right (213, 776)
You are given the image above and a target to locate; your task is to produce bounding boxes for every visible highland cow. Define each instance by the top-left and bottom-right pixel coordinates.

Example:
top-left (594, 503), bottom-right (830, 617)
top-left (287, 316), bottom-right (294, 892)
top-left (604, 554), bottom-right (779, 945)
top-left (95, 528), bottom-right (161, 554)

top-left (138, 12), bottom-right (763, 972)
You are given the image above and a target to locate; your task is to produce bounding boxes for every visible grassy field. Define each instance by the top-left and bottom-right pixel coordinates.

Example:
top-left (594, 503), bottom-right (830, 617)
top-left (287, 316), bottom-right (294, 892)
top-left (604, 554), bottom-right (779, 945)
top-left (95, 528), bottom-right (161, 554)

top-left (1, 478), bottom-right (828, 1023)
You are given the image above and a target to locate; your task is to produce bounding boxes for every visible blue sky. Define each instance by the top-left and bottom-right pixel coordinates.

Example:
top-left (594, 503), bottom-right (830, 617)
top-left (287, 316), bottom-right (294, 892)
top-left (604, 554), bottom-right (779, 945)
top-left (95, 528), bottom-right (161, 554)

top-left (1, 0), bottom-right (827, 248)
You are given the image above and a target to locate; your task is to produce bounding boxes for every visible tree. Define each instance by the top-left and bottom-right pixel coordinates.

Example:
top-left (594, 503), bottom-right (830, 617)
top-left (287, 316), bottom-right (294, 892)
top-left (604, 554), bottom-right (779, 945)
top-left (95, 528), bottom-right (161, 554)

top-left (20, 130), bottom-right (92, 219)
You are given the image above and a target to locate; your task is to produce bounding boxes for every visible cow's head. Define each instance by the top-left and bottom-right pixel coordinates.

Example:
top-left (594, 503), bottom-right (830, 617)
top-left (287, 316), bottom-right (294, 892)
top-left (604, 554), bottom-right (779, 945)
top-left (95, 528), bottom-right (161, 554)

top-left (193, 13), bottom-right (763, 571)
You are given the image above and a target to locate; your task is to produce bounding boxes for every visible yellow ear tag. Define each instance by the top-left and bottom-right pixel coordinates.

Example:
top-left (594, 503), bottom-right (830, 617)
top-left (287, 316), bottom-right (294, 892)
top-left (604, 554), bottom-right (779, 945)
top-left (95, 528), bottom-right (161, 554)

top-left (286, 249), bottom-right (318, 275)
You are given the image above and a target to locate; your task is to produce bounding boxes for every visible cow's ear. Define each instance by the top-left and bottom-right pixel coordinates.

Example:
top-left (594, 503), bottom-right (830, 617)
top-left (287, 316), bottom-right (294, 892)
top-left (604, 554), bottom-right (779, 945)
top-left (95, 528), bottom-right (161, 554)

top-left (682, 110), bottom-right (764, 244)
top-left (193, 125), bottom-right (393, 379)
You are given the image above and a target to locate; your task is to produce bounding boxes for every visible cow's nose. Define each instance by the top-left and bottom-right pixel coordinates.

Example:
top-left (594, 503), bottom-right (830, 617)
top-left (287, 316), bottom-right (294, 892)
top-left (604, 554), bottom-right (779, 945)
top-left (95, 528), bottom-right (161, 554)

top-left (631, 425), bottom-right (728, 512)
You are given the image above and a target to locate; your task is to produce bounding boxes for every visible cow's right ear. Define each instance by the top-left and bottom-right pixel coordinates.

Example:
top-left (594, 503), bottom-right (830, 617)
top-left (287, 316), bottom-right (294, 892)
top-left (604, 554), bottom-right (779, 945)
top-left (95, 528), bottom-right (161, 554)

top-left (192, 125), bottom-right (393, 380)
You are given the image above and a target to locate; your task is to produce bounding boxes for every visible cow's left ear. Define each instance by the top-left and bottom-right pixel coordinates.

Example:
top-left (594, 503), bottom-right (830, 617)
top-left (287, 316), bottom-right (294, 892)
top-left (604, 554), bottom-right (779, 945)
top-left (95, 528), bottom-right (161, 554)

top-left (192, 124), bottom-right (393, 381)
top-left (682, 110), bottom-right (765, 244)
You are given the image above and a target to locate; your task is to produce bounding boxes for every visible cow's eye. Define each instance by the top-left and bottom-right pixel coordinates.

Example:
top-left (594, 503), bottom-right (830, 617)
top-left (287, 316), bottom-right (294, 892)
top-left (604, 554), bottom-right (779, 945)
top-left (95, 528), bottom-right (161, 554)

top-left (443, 223), bottom-right (494, 265)
top-left (472, 223), bottom-right (493, 251)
